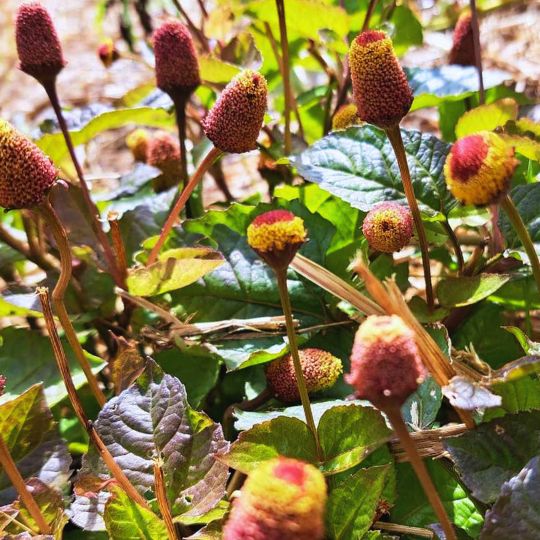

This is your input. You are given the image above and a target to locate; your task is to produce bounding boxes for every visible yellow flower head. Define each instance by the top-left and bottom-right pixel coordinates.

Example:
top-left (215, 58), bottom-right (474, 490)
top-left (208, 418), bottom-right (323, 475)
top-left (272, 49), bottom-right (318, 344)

top-left (126, 129), bottom-right (150, 162)
top-left (444, 131), bottom-right (518, 206)
top-left (332, 103), bottom-right (361, 131)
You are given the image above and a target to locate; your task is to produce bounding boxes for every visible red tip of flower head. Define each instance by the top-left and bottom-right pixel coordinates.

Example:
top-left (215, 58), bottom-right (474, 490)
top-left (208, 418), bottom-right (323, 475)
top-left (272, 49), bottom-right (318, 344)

top-left (362, 202), bottom-right (414, 253)
top-left (15, 3), bottom-right (66, 83)
top-left (146, 131), bottom-right (182, 192)
top-left (266, 348), bottom-right (343, 403)
top-left (0, 120), bottom-right (57, 209)
top-left (97, 39), bottom-right (120, 68)
top-left (252, 209), bottom-right (295, 226)
top-left (223, 457), bottom-right (327, 540)
top-left (0, 374), bottom-right (5, 397)
top-left (448, 134), bottom-right (488, 182)
top-left (346, 315), bottom-right (426, 408)
top-left (203, 70), bottom-right (268, 154)
top-left (153, 21), bottom-right (200, 100)
top-left (448, 12), bottom-right (475, 66)
top-left (349, 30), bottom-right (413, 128)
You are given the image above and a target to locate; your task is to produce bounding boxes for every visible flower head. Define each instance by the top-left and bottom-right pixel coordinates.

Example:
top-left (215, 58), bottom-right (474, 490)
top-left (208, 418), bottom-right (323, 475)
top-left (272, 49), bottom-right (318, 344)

top-left (153, 21), bottom-right (200, 100)
top-left (349, 31), bottom-right (413, 128)
top-left (444, 131), bottom-right (518, 206)
top-left (203, 70), bottom-right (268, 154)
top-left (146, 131), bottom-right (181, 192)
top-left (126, 129), bottom-right (150, 162)
top-left (223, 457), bottom-right (326, 540)
top-left (0, 375), bottom-right (5, 397)
top-left (98, 38), bottom-right (120, 68)
top-left (448, 12), bottom-right (475, 66)
top-left (247, 210), bottom-right (306, 269)
top-left (346, 315), bottom-right (426, 407)
top-left (332, 103), bottom-right (361, 131)
top-left (15, 3), bottom-right (66, 83)
top-left (0, 120), bottom-right (57, 209)
top-left (362, 202), bottom-right (413, 253)
top-left (266, 348), bottom-right (343, 403)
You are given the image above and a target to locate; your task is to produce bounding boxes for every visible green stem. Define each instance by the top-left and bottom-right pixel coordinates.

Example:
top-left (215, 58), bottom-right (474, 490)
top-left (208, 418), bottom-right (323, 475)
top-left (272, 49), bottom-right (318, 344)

top-left (275, 0), bottom-right (292, 155)
top-left (443, 220), bottom-right (465, 275)
top-left (501, 195), bottom-right (540, 294)
top-left (275, 268), bottom-right (323, 462)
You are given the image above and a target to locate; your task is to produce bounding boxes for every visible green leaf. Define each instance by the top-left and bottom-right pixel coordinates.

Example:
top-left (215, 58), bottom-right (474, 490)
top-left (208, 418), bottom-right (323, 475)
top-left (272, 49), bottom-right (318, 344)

top-left (127, 247), bottom-right (225, 296)
top-left (401, 376), bottom-right (443, 430)
top-left (0, 327), bottom-right (105, 407)
top-left (199, 55), bottom-right (241, 84)
top-left (500, 184), bottom-right (540, 249)
top-left (104, 487), bottom-right (168, 540)
top-left (485, 376), bottom-right (540, 421)
top-left (219, 416), bottom-right (317, 473)
top-left (326, 465), bottom-right (391, 540)
top-left (503, 327), bottom-right (540, 355)
top-left (437, 274), bottom-right (511, 308)
top-left (293, 126), bottom-right (455, 217)
top-left (318, 405), bottom-right (392, 474)
top-left (389, 6), bottom-right (423, 56)
top-left (443, 410), bottom-right (540, 504)
top-left (0, 385), bottom-right (70, 504)
top-left (501, 117), bottom-right (540, 161)
top-left (455, 98), bottom-right (519, 138)
top-left (481, 456), bottom-right (540, 539)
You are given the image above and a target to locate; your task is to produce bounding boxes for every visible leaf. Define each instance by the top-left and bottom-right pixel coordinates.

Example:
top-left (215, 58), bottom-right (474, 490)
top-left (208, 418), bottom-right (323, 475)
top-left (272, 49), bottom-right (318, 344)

top-left (501, 117), bottom-right (540, 161)
top-left (389, 6), bottom-right (423, 56)
top-left (443, 410), bottom-right (540, 504)
top-left (127, 247), bottom-right (225, 296)
top-left (442, 376), bottom-right (502, 411)
top-left (485, 376), bottom-right (540, 421)
top-left (502, 326), bottom-right (540, 356)
top-left (326, 465), bottom-right (391, 540)
top-left (481, 456), bottom-right (540, 539)
top-left (437, 274), bottom-right (511, 307)
top-left (500, 184), bottom-right (540, 249)
top-left (401, 376), bottom-right (443, 430)
top-left (0, 327), bottom-right (105, 407)
top-left (492, 355), bottom-right (540, 383)
top-left (199, 55), bottom-right (241, 84)
top-left (455, 98), bottom-right (519, 138)
top-left (0, 385), bottom-right (71, 505)
top-left (292, 126), bottom-right (455, 217)
top-left (218, 417), bottom-right (317, 473)
top-left (104, 487), bottom-right (168, 540)
top-left (318, 405), bottom-right (392, 474)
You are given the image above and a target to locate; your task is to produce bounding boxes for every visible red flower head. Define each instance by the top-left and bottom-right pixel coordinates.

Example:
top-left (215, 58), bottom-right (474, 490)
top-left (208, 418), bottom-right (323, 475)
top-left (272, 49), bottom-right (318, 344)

top-left (346, 315), bottom-right (426, 408)
top-left (146, 131), bottom-right (182, 192)
top-left (266, 348), bottom-right (343, 403)
top-left (203, 70), bottom-right (268, 154)
top-left (0, 120), bottom-right (57, 209)
top-left (15, 3), bottom-right (66, 84)
top-left (444, 131), bottom-right (518, 206)
top-left (349, 30), bottom-right (413, 128)
top-left (223, 457), bottom-right (327, 540)
top-left (0, 375), bottom-right (5, 396)
top-left (247, 210), bottom-right (306, 270)
top-left (98, 38), bottom-right (120, 68)
top-left (153, 21), bottom-right (200, 101)
top-left (448, 12), bottom-right (475, 66)
top-left (362, 202), bottom-right (414, 253)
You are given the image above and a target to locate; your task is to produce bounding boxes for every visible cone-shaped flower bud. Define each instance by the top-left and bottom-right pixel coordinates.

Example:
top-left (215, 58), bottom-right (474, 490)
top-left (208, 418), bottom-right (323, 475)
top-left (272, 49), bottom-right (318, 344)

top-left (126, 129), bottom-right (150, 163)
top-left (98, 38), bottom-right (120, 68)
top-left (15, 3), bottom-right (66, 83)
top-left (203, 70), bottom-right (268, 154)
top-left (349, 30), bottom-right (413, 128)
top-left (146, 131), bottom-right (182, 192)
top-left (247, 210), bottom-right (306, 270)
top-left (0, 374), bottom-right (5, 397)
top-left (266, 348), bottom-right (343, 403)
top-left (346, 315), bottom-right (426, 408)
top-left (0, 120), bottom-right (57, 209)
top-left (332, 103), bottom-right (361, 131)
top-left (444, 131), bottom-right (518, 206)
top-left (223, 457), bottom-right (327, 540)
top-left (362, 202), bottom-right (413, 253)
top-left (448, 12), bottom-right (475, 66)
top-left (153, 21), bottom-right (200, 100)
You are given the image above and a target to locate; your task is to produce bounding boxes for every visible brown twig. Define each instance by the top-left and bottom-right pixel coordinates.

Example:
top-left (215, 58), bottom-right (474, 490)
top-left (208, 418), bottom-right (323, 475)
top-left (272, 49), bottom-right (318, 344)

top-left (171, 0), bottom-right (210, 52)
top-left (153, 459), bottom-right (178, 540)
top-left (373, 521), bottom-right (434, 538)
top-left (362, 0), bottom-right (379, 31)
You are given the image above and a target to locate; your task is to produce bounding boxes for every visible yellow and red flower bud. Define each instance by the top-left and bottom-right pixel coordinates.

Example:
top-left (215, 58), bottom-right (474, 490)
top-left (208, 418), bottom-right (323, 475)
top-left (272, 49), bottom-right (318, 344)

top-left (97, 38), bottom-right (120, 68)
top-left (126, 129), bottom-right (150, 163)
top-left (349, 31), bottom-right (413, 128)
top-left (146, 131), bottom-right (181, 192)
top-left (266, 348), bottom-right (343, 403)
top-left (332, 103), bottom-right (361, 131)
top-left (362, 202), bottom-right (413, 253)
top-left (448, 12), bottom-right (475, 67)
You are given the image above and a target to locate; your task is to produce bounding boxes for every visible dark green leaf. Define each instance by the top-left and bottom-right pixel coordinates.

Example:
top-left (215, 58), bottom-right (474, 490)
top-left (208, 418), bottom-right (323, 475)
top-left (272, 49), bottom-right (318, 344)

top-left (401, 376), bottom-right (443, 430)
top-left (437, 274), bottom-right (511, 308)
top-left (500, 184), bottom-right (540, 250)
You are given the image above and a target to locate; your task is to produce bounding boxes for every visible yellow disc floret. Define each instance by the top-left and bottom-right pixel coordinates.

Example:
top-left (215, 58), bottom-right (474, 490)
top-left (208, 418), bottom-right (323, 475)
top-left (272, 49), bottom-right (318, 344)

top-left (247, 210), bottom-right (306, 253)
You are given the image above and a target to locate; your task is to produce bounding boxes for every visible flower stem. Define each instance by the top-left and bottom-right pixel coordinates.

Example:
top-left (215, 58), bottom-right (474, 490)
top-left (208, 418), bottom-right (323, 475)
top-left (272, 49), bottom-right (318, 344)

top-left (384, 404), bottom-right (457, 540)
top-left (275, 0), bottom-right (292, 155)
top-left (153, 458), bottom-right (178, 540)
top-left (147, 145), bottom-right (223, 266)
top-left (362, 0), bottom-right (379, 31)
top-left (37, 200), bottom-right (106, 407)
top-left (442, 220), bottom-right (465, 275)
top-left (37, 287), bottom-right (149, 510)
top-left (501, 194), bottom-right (540, 294)
top-left (469, 0), bottom-right (485, 104)
top-left (0, 435), bottom-right (51, 534)
top-left (275, 268), bottom-right (323, 462)
top-left (385, 126), bottom-right (434, 310)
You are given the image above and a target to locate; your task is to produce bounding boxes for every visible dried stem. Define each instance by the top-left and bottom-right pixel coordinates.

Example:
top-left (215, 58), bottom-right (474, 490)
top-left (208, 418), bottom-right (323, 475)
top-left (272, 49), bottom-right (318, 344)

top-left (226, 469), bottom-right (246, 498)
top-left (384, 405), bottom-right (457, 540)
top-left (469, 0), bottom-right (485, 104)
top-left (275, 268), bottom-right (322, 461)
top-left (108, 213), bottom-right (128, 283)
top-left (147, 146), bottom-right (223, 265)
top-left (501, 195), bottom-right (540, 294)
top-left (37, 287), bottom-right (149, 509)
top-left (385, 125), bottom-right (434, 309)
top-left (0, 436), bottom-right (51, 534)
top-left (41, 79), bottom-right (124, 288)
top-left (275, 0), bottom-right (292, 154)
top-left (373, 521), bottom-right (434, 538)
top-left (37, 201), bottom-right (106, 406)
top-left (442, 220), bottom-right (465, 275)
top-left (153, 459), bottom-right (178, 540)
